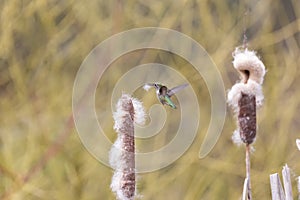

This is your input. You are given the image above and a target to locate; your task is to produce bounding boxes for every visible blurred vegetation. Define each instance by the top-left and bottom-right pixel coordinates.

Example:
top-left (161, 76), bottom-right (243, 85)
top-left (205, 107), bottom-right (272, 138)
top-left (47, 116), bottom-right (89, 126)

top-left (0, 0), bottom-right (300, 199)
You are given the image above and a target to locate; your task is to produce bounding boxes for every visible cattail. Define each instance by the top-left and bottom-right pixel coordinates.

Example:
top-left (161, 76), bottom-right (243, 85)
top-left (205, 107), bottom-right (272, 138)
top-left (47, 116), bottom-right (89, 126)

top-left (228, 47), bottom-right (266, 200)
top-left (228, 47), bottom-right (266, 145)
top-left (109, 94), bottom-right (145, 200)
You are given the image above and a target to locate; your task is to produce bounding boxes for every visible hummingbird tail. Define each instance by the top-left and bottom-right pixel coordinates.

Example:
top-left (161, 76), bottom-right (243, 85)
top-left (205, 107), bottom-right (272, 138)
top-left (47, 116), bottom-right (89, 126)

top-left (165, 96), bottom-right (177, 109)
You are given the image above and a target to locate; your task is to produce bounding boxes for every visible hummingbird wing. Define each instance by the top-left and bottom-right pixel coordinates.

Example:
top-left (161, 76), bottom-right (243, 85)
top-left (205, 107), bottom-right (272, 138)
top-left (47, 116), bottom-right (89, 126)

top-left (167, 83), bottom-right (189, 96)
top-left (165, 96), bottom-right (177, 109)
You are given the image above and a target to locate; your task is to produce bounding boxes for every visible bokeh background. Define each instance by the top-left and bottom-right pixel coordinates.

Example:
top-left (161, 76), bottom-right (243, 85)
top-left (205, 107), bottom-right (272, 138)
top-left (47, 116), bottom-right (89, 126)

top-left (1, 0), bottom-right (300, 199)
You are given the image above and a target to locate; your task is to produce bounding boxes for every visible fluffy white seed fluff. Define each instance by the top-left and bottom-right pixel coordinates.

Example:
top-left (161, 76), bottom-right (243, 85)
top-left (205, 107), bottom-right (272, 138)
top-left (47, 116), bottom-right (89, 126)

top-left (111, 170), bottom-right (129, 200)
top-left (227, 80), bottom-right (264, 112)
top-left (232, 48), bottom-right (266, 85)
top-left (228, 48), bottom-right (266, 111)
top-left (109, 136), bottom-right (124, 169)
top-left (143, 84), bottom-right (152, 91)
top-left (231, 129), bottom-right (243, 146)
top-left (110, 136), bottom-right (133, 200)
top-left (131, 97), bottom-right (146, 125)
top-left (112, 94), bottom-right (146, 131)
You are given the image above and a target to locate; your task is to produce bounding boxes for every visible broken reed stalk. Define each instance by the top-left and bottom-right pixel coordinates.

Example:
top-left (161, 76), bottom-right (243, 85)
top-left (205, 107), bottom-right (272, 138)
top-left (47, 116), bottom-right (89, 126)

top-left (270, 173), bottom-right (285, 200)
top-left (109, 94), bottom-right (145, 200)
top-left (270, 165), bottom-right (293, 200)
top-left (282, 165), bottom-right (293, 200)
top-left (228, 48), bottom-right (266, 200)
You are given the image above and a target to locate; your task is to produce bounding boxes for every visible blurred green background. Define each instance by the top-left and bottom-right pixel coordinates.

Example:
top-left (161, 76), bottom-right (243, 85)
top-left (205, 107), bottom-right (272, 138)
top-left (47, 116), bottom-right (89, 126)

top-left (1, 0), bottom-right (300, 199)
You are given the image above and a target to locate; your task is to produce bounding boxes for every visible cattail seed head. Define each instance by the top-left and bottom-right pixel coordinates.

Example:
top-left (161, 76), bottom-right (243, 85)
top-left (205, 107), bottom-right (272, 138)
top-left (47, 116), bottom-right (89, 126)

top-left (228, 48), bottom-right (266, 145)
top-left (238, 93), bottom-right (256, 144)
top-left (109, 94), bottom-right (145, 200)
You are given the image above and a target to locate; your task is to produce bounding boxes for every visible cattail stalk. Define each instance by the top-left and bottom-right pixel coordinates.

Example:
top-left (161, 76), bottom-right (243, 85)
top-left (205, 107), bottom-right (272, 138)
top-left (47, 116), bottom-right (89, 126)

top-left (228, 47), bottom-right (266, 200)
top-left (109, 94), bottom-right (145, 200)
top-left (245, 144), bottom-right (252, 199)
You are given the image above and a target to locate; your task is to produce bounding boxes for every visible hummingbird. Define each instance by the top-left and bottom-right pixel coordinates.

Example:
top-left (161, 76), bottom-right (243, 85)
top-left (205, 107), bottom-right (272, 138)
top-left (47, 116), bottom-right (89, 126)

top-left (143, 83), bottom-right (189, 109)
